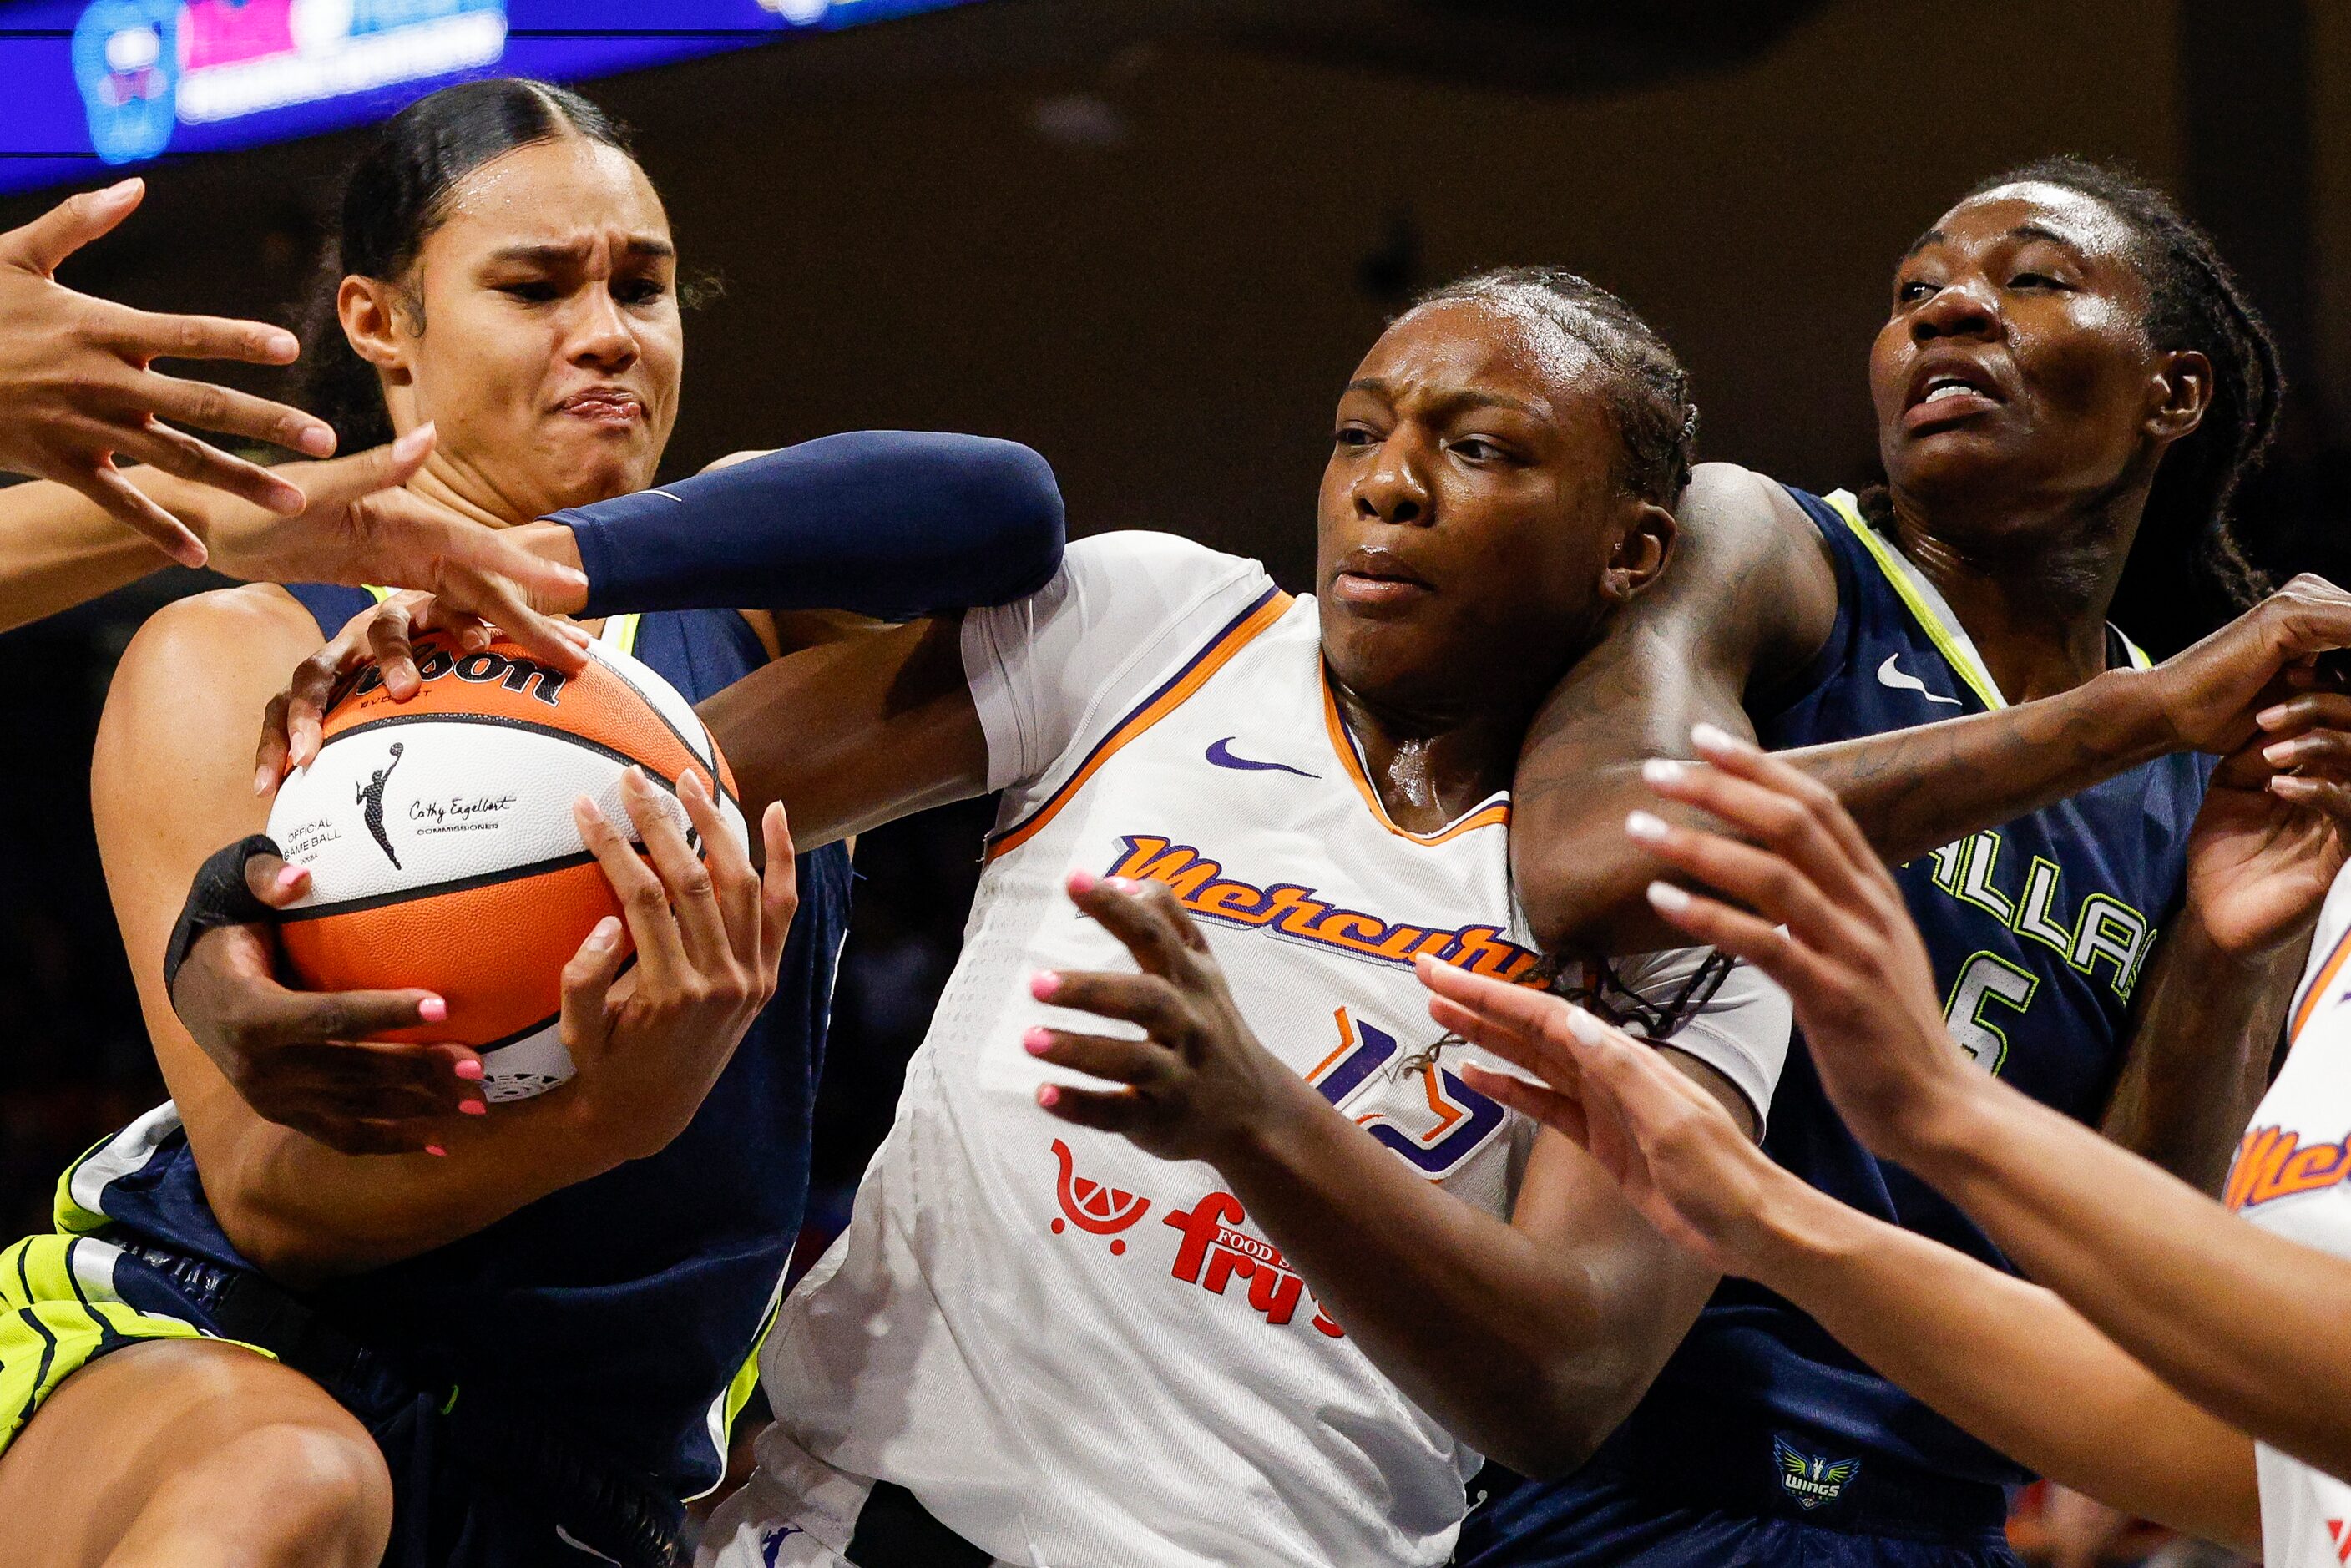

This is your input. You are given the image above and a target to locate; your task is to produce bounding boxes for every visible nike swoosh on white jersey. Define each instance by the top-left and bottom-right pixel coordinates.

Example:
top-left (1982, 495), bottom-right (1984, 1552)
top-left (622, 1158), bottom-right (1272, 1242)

top-left (1877, 654), bottom-right (1962, 706)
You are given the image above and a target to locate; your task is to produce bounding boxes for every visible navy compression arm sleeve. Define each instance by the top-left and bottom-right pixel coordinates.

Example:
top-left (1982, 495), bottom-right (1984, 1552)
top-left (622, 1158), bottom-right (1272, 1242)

top-left (552, 430), bottom-right (1065, 620)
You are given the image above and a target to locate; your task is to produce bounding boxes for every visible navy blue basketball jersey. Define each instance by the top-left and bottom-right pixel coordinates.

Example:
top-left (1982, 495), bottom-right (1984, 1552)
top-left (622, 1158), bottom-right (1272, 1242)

top-left (68, 587), bottom-right (851, 1499)
top-left (1464, 487), bottom-right (2217, 1564)
top-left (1635, 488), bottom-right (2214, 1488)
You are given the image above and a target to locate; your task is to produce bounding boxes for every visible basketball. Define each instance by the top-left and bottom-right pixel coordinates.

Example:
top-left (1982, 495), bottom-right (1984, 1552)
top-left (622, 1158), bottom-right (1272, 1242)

top-left (265, 629), bottom-right (746, 1102)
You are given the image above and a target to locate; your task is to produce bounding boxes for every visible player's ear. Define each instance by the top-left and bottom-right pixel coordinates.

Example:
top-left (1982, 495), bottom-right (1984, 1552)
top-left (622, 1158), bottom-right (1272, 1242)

top-left (1599, 498), bottom-right (1676, 604)
top-left (338, 275), bottom-right (417, 381)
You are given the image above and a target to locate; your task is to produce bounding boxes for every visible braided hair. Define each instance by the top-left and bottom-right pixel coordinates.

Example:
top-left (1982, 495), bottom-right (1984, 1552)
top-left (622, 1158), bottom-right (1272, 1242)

top-left (296, 78), bottom-right (638, 451)
top-left (1869, 157), bottom-right (2282, 619)
top-left (1394, 269), bottom-right (1729, 1063)
top-left (1410, 266), bottom-right (1700, 506)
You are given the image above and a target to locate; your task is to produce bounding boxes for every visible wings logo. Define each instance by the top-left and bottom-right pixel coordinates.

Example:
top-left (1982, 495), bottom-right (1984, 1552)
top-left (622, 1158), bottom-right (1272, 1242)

top-left (1772, 1436), bottom-right (1859, 1510)
top-left (1049, 1137), bottom-right (1150, 1253)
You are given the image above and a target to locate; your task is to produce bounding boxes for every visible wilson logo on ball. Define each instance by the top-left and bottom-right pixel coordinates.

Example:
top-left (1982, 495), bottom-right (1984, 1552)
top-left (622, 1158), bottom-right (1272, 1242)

top-left (350, 647), bottom-right (570, 707)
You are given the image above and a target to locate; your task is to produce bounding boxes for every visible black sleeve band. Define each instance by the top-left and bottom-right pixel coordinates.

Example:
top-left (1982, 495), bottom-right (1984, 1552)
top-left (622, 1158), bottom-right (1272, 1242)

top-left (163, 835), bottom-right (282, 999)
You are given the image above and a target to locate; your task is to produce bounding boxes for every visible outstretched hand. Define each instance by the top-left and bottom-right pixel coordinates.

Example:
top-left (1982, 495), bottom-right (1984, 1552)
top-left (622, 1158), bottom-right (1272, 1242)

top-left (1416, 958), bottom-right (1802, 1277)
top-left (2181, 678), bottom-right (2351, 958)
top-left (2146, 574), bottom-right (2351, 756)
top-left (1626, 726), bottom-right (1984, 1161)
top-left (1025, 870), bottom-right (1307, 1165)
top-left (0, 180), bottom-right (338, 564)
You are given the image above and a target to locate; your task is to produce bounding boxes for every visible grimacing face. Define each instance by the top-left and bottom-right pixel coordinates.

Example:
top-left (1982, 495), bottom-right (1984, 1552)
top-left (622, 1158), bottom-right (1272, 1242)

top-left (1315, 297), bottom-right (1668, 723)
top-left (1871, 180), bottom-right (2207, 540)
top-left (340, 134), bottom-right (685, 521)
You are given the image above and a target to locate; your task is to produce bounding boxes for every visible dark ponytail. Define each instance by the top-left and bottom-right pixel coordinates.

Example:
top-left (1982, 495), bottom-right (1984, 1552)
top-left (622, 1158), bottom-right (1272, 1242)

top-left (297, 78), bottom-right (636, 449)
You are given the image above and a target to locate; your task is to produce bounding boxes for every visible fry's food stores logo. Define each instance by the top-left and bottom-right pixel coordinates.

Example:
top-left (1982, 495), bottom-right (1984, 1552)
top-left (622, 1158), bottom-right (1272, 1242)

top-left (1049, 1138), bottom-right (1342, 1338)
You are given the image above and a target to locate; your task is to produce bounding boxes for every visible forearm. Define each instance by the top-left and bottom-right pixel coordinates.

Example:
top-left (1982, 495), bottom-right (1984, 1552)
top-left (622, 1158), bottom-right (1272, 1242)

top-left (1904, 1079), bottom-right (2351, 1483)
top-left (1782, 666), bottom-right (2172, 867)
top-left (2102, 918), bottom-right (2300, 1192)
top-left (1753, 1188), bottom-right (2259, 1550)
top-left (190, 1079), bottom-right (623, 1286)
top-left (1214, 1075), bottom-right (1708, 1475)
top-left (544, 432), bottom-right (1065, 620)
top-left (1522, 666), bottom-right (2175, 960)
top-left (0, 475), bottom-right (175, 630)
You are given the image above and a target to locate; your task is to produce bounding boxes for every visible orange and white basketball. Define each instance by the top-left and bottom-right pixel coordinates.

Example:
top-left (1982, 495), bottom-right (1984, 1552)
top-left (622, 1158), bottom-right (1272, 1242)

top-left (265, 630), bottom-right (745, 1101)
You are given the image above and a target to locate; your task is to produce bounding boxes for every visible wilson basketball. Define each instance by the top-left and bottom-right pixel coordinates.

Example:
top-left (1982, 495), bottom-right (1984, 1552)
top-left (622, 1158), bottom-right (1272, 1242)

top-left (265, 629), bottom-right (746, 1101)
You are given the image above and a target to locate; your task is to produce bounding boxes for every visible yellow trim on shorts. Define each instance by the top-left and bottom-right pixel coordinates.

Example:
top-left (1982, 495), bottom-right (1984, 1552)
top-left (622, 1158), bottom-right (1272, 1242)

top-left (0, 1234), bottom-right (273, 1459)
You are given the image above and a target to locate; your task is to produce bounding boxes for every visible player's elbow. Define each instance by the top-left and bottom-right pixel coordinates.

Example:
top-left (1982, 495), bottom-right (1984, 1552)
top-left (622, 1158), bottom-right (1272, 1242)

top-left (1462, 1353), bottom-right (1652, 1479)
top-left (939, 435), bottom-right (1066, 604)
top-left (1514, 834), bottom-right (1664, 962)
top-left (210, 1185), bottom-right (397, 1287)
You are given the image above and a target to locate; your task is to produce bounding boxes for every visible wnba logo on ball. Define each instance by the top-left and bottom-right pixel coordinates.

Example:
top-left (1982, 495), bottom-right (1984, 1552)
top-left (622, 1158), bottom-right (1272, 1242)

top-left (357, 743), bottom-right (405, 867)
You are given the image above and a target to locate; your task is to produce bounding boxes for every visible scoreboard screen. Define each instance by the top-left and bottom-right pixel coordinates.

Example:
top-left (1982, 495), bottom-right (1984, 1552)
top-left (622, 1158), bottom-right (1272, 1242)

top-left (0, 0), bottom-right (980, 196)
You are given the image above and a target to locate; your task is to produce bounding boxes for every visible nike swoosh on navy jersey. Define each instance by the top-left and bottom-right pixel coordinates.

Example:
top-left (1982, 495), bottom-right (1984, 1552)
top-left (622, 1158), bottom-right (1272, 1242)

top-left (1876, 654), bottom-right (1963, 706)
top-left (1206, 736), bottom-right (1320, 778)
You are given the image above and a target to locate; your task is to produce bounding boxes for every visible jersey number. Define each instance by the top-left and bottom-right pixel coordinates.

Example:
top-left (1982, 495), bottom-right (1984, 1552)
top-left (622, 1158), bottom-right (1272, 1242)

top-left (1943, 951), bottom-right (2038, 1075)
top-left (1308, 1009), bottom-right (1505, 1179)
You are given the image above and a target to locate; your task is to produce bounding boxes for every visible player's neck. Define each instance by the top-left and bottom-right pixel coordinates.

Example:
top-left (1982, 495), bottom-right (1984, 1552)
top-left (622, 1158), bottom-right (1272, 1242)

top-left (1326, 677), bottom-right (1519, 834)
top-left (1883, 484), bottom-right (2136, 703)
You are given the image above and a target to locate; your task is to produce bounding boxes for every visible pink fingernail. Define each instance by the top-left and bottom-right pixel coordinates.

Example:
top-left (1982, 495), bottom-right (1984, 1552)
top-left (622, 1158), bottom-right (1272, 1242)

top-left (1066, 868), bottom-right (1099, 896)
top-left (2258, 705), bottom-right (2292, 729)
top-left (1691, 722), bottom-right (1737, 753)
top-left (459, 1100), bottom-right (486, 1116)
top-left (576, 795), bottom-right (604, 825)
top-left (1030, 970), bottom-right (1060, 1000)
top-left (453, 1058), bottom-right (483, 1081)
top-left (418, 996), bottom-right (447, 1024)
top-left (276, 866), bottom-right (306, 893)
top-left (1024, 1027), bottom-right (1054, 1055)
top-left (425, 1144), bottom-right (447, 1157)
top-left (1037, 1085), bottom-right (1061, 1109)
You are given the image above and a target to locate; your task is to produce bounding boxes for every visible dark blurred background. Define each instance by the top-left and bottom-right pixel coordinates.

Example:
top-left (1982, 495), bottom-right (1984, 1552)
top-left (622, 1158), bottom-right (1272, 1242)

top-left (0, 5), bottom-right (2339, 1555)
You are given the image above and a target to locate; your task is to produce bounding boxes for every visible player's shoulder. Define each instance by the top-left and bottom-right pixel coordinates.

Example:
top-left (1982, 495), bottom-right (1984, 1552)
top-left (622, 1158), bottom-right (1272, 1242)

top-left (1064, 530), bottom-right (1268, 591)
top-left (108, 584), bottom-right (321, 726)
top-left (1049, 531), bottom-right (1280, 641)
top-left (1684, 463), bottom-right (1819, 544)
top-left (121, 583), bottom-right (319, 668)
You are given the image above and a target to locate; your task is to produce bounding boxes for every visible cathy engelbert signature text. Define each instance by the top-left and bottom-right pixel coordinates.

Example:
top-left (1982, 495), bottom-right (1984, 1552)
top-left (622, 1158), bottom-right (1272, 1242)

top-left (408, 793), bottom-right (518, 834)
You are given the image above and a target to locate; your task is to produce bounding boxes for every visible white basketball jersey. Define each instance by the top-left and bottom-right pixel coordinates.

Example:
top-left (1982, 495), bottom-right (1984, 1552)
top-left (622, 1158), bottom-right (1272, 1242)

top-left (2236, 867), bottom-right (2351, 1568)
top-left (719, 534), bottom-right (1791, 1568)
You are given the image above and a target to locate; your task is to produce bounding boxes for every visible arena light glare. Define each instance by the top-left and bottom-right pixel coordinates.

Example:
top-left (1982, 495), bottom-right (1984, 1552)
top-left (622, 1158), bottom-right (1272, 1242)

top-left (0, 0), bottom-right (984, 195)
